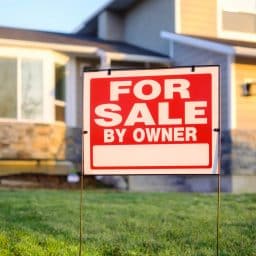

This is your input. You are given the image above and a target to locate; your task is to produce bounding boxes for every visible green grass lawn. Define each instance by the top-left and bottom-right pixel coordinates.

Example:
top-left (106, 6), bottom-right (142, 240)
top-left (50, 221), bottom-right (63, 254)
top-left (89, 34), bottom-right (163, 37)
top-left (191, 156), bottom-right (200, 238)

top-left (0, 189), bottom-right (255, 256)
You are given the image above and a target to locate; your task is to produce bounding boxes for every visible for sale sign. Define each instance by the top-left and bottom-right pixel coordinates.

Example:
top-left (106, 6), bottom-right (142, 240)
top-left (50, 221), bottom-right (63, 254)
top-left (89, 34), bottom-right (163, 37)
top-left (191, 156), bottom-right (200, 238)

top-left (83, 66), bottom-right (220, 175)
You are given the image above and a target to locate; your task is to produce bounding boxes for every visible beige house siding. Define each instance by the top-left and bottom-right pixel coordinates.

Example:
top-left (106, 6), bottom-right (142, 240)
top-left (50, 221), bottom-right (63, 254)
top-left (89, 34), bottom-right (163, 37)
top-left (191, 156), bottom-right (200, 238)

top-left (180, 0), bottom-right (217, 37)
top-left (234, 57), bottom-right (256, 130)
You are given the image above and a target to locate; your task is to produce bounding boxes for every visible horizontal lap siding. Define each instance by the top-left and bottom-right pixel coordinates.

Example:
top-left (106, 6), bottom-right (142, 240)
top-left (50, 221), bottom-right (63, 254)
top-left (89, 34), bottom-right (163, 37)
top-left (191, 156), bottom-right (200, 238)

top-left (180, 0), bottom-right (217, 37)
top-left (235, 58), bottom-right (256, 129)
top-left (173, 43), bottom-right (229, 130)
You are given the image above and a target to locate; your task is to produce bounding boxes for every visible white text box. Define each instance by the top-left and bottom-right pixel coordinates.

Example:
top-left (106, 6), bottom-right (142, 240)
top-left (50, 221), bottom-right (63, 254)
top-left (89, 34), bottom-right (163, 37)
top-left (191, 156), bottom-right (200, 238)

top-left (93, 144), bottom-right (209, 167)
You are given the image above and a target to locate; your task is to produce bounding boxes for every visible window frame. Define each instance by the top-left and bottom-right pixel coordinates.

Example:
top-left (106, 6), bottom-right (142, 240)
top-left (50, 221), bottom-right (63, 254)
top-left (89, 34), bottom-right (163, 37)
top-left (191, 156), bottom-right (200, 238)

top-left (0, 56), bottom-right (18, 119)
top-left (0, 47), bottom-right (69, 124)
top-left (0, 55), bottom-right (45, 123)
top-left (54, 59), bottom-right (68, 123)
top-left (217, 0), bottom-right (256, 42)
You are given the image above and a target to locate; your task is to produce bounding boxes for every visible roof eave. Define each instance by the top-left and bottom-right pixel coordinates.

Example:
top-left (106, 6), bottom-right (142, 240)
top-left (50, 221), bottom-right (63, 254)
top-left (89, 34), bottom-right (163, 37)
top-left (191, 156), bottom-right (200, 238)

top-left (106, 50), bottom-right (171, 64)
top-left (234, 46), bottom-right (256, 57)
top-left (0, 38), bottom-right (98, 55)
top-left (0, 38), bottom-right (171, 65)
top-left (161, 31), bottom-right (235, 55)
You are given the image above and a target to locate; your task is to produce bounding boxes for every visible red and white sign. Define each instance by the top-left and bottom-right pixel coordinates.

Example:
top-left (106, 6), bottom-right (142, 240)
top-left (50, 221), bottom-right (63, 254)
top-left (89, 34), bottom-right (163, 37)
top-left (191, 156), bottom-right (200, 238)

top-left (83, 66), bottom-right (220, 175)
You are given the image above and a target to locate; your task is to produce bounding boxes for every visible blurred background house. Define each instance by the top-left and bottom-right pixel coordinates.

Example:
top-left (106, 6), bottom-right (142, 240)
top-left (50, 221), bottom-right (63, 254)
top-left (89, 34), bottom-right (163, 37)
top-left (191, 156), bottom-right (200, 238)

top-left (0, 0), bottom-right (255, 192)
top-left (0, 7), bottom-right (169, 185)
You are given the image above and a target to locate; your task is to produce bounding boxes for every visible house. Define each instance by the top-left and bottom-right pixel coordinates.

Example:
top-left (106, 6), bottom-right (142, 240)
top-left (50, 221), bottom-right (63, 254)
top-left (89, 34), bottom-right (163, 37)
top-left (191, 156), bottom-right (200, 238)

top-left (75, 0), bottom-right (256, 192)
top-left (1, 0), bottom-right (255, 192)
top-left (0, 26), bottom-right (170, 178)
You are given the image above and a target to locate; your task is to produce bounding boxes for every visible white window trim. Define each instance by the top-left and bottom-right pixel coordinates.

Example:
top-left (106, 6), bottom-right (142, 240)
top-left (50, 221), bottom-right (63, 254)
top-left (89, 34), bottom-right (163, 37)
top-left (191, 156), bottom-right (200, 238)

top-left (17, 58), bottom-right (22, 121)
top-left (228, 56), bottom-right (237, 130)
top-left (54, 59), bottom-right (69, 124)
top-left (174, 0), bottom-right (181, 33)
top-left (222, 0), bottom-right (256, 14)
top-left (217, 0), bottom-right (256, 42)
top-left (55, 100), bottom-right (66, 107)
top-left (65, 58), bottom-right (79, 127)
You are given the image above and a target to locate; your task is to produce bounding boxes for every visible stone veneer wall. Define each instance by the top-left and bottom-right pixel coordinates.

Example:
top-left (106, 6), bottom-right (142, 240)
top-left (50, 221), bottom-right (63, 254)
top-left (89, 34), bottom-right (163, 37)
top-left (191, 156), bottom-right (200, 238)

top-left (221, 130), bottom-right (232, 174)
top-left (220, 130), bottom-right (256, 176)
top-left (231, 130), bottom-right (256, 175)
top-left (66, 127), bottom-right (82, 163)
top-left (0, 122), bottom-right (82, 162)
top-left (1, 122), bottom-right (255, 190)
top-left (129, 130), bottom-right (256, 193)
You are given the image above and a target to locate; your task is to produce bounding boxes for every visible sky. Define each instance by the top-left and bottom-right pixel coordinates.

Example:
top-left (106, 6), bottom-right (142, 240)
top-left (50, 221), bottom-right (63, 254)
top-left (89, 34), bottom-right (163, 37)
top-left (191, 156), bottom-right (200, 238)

top-left (0, 0), bottom-right (110, 33)
top-left (0, 0), bottom-right (253, 34)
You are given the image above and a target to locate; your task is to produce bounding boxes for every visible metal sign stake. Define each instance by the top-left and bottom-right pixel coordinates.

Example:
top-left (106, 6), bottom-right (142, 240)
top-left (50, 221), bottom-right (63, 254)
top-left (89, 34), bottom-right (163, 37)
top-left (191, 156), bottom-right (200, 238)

top-left (79, 170), bottom-right (84, 256)
top-left (79, 130), bottom-right (87, 256)
top-left (216, 173), bottom-right (221, 256)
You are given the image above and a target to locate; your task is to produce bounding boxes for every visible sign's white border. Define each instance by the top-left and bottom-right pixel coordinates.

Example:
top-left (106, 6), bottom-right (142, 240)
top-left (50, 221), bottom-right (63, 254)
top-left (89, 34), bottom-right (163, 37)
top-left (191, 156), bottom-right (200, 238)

top-left (83, 66), bottom-right (220, 175)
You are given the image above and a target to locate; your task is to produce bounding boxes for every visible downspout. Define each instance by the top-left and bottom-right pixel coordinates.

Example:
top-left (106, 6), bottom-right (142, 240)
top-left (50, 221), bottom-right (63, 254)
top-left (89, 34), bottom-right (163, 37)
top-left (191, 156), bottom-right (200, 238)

top-left (97, 49), bottom-right (111, 69)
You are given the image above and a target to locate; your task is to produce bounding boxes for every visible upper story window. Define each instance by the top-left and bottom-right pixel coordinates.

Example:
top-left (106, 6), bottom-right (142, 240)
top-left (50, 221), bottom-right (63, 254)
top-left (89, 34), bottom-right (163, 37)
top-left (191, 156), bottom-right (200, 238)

top-left (221, 0), bottom-right (256, 38)
top-left (0, 57), bottom-right (43, 121)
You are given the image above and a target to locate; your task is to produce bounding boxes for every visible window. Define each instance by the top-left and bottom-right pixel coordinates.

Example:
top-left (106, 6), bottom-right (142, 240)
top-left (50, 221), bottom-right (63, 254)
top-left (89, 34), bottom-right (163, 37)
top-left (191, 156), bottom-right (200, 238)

top-left (55, 64), bottom-right (66, 122)
top-left (21, 59), bottom-right (43, 120)
top-left (221, 0), bottom-right (256, 34)
top-left (0, 58), bottom-right (17, 118)
top-left (55, 64), bottom-right (65, 101)
top-left (222, 0), bottom-right (256, 13)
top-left (0, 56), bottom-right (44, 121)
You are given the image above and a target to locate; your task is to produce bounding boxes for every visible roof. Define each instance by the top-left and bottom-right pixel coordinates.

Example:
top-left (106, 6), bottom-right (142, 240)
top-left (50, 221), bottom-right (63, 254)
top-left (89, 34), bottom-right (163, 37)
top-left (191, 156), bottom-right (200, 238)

top-left (184, 34), bottom-right (256, 49)
top-left (75, 0), bottom-right (137, 35)
top-left (162, 31), bottom-right (256, 57)
top-left (182, 34), bottom-right (256, 57)
top-left (0, 26), bottom-right (168, 59)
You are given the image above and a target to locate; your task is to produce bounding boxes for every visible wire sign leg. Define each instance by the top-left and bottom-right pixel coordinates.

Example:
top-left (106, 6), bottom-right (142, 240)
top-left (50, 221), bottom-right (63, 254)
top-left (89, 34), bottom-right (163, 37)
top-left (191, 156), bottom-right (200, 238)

top-left (79, 171), bottom-right (84, 256)
top-left (216, 174), bottom-right (221, 256)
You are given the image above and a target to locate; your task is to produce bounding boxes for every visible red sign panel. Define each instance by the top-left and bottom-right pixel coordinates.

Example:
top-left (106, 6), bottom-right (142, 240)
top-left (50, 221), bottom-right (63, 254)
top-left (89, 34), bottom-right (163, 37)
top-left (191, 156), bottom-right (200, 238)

top-left (83, 66), bottom-right (220, 175)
